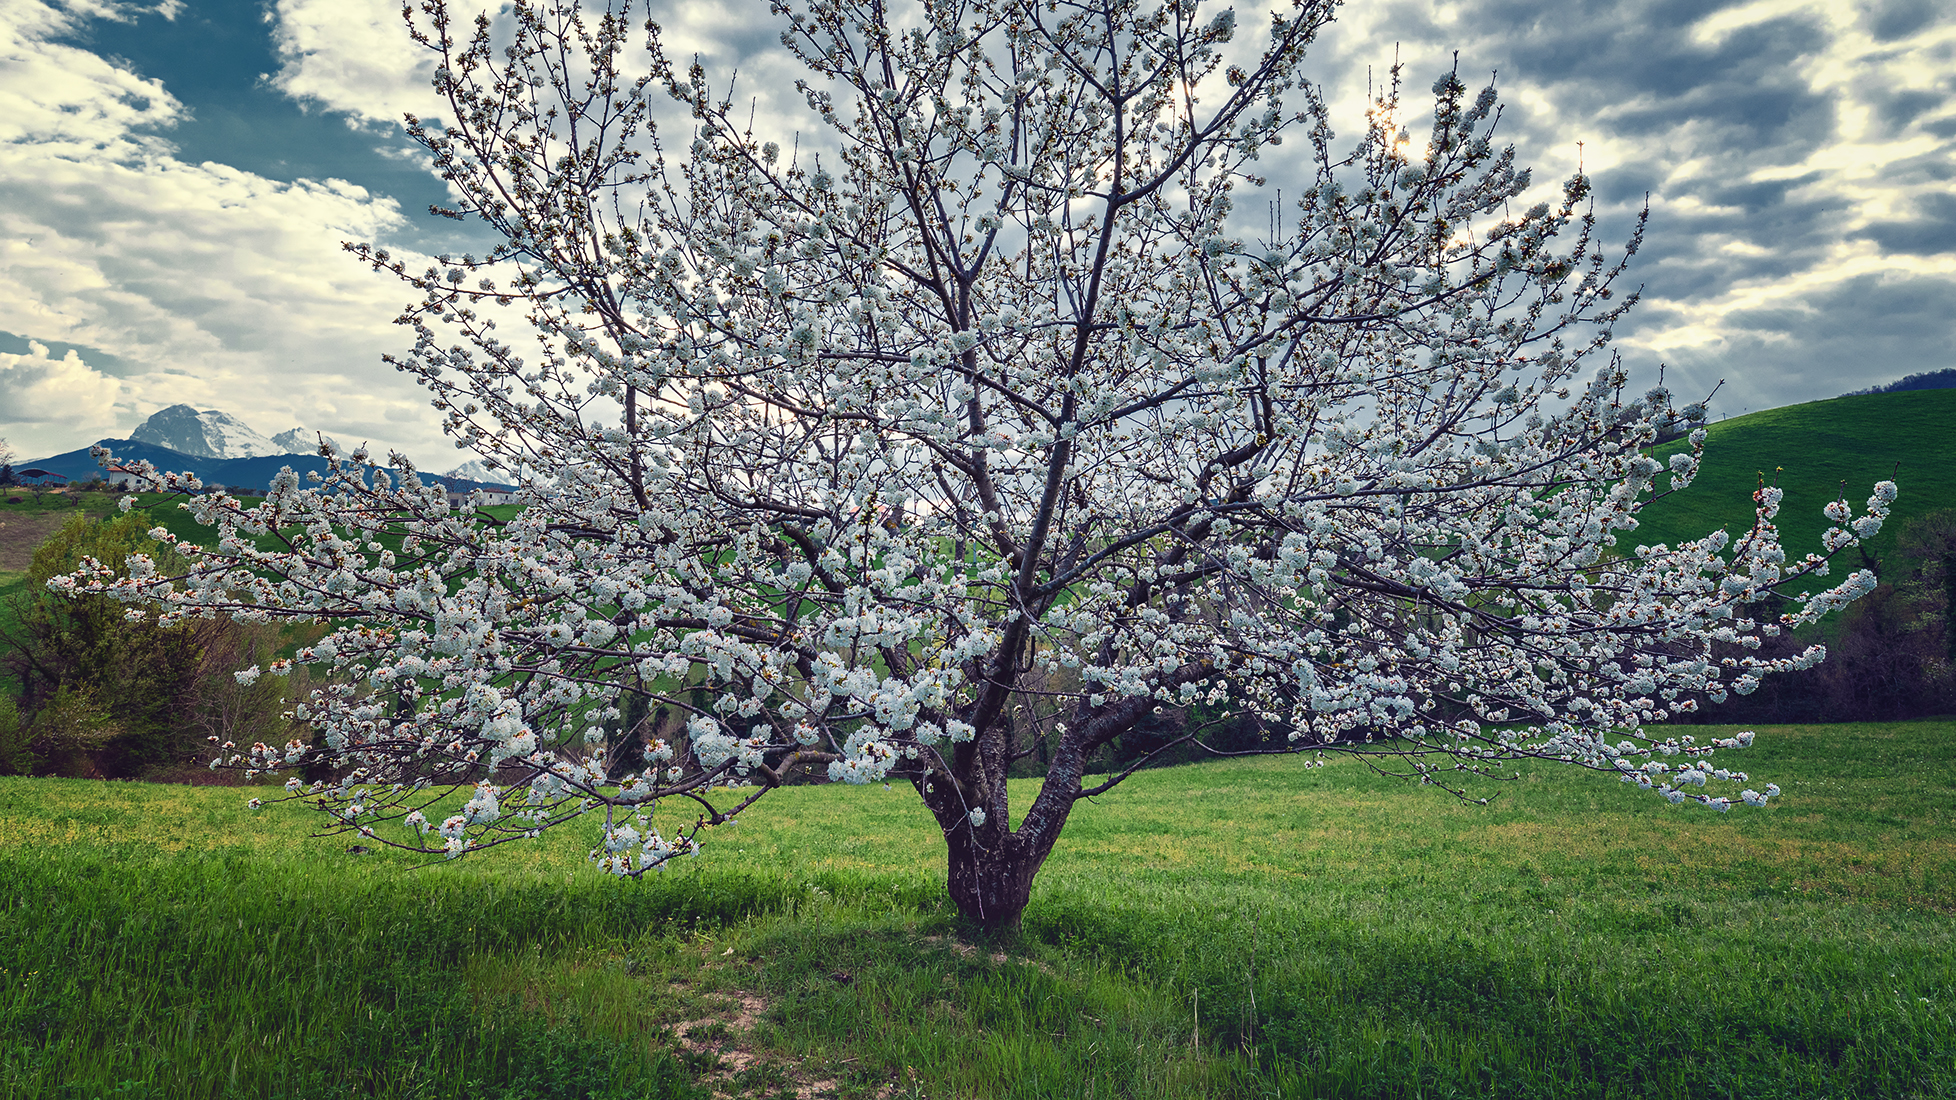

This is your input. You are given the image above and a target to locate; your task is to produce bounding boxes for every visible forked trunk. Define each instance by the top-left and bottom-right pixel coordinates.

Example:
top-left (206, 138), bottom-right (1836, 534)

top-left (931, 699), bottom-right (1123, 931)
top-left (944, 824), bottom-right (1046, 932)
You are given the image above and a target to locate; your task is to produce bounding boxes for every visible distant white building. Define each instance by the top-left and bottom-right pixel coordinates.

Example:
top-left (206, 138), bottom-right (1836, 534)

top-left (446, 484), bottom-right (518, 508)
top-left (103, 464), bottom-right (151, 490)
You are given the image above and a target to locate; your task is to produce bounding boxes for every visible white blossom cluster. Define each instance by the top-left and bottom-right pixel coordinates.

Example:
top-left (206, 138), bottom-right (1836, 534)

top-left (60, 0), bottom-right (1891, 890)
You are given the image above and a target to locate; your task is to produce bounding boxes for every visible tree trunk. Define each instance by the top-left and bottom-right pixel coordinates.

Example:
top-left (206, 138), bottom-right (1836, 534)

top-left (929, 695), bottom-right (1152, 930)
top-left (944, 824), bottom-right (1046, 932)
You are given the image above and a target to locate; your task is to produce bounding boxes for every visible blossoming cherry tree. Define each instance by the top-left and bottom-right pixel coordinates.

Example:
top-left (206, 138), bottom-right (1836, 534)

top-left (71, 0), bottom-right (1893, 929)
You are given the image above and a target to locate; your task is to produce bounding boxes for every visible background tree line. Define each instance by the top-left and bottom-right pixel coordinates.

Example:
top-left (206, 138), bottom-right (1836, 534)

top-left (0, 511), bottom-right (314, 778)
top-left (608, 508), bottom-right (1956, 780)
top-left (1686, 508), bottom-right (1956, 724)
top-left (1003, 506), bottom-right (1956, 767)
top-left (1, 502), bottom-right (1944, 782)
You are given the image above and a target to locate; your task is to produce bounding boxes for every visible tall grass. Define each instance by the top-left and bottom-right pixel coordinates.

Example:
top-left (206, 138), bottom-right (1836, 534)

top-left (3, 720), bottom-right (1952, 1098)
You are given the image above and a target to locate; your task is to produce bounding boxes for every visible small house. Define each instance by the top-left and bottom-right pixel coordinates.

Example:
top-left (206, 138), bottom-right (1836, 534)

top-left (445, 483), bottom-right (518, 508)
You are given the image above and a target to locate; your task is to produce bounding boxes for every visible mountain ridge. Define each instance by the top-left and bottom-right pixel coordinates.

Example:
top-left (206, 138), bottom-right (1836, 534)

top-left (130, 405), bottom-right (282, 460)
top-left (17, 405), bottom-right (493, 488)
top-left (15, 439), bottom-right (512, 494)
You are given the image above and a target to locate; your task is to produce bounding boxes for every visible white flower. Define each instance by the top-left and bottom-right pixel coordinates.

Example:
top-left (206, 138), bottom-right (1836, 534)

top-left (969, 807), bottom-right (987, 827)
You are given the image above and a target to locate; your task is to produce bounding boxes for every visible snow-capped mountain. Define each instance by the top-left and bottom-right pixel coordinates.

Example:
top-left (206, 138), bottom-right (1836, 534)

top-left (126, 407), bottom-right (342, 460)
top-left (443, 459), bottom-right (503, 483)
top-left (131, 405), bottom-right (282, 460)
top-left (270, 427), bottom-right (341, 454)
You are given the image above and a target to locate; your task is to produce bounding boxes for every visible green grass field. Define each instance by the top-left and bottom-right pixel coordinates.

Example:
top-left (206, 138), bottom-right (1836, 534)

top-left (1634, 389), bottom-right (1956, 568)
top-left (4, 720), bottom-right (1952, 1099)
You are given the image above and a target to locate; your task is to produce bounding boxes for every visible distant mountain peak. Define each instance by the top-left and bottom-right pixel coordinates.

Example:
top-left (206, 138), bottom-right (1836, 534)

top-left (271, 427), bottom-right (341, 454)
top-left (128, 407), bottom-right (341, 461)
top-left (131, 405), bottom-right (281, 460)
top-left (443, 459), bottom-right (502, 484)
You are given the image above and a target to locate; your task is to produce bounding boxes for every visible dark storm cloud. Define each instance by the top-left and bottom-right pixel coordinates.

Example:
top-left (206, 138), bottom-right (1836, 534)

top-left (1363, 0), bottom-right (1836, 154)
top-left (1316, 2), bottom-right (1848, 256)
top-left (696, 22), bottom-right (795, 68)
top-left (1851, 193), bottom-right (1956, 255)
top-left (1511, 7), bottom-right (1832, 152)
top-left (1862, 0), bottom-right (1942, 42)
top-left (1307, 0), bottom-right (1955, 407)
top-left (1713, 270), bottom-right (1956, 393)
top-left (1882, 144), bottom-right (1956, 184)
top-left (1872, 87), bottom-right (1946, 132)
top-left (1474, 4), bottom-right (1842, 246)
top-left (1648, 185), bottom-right (1852, 272)
top-left (1659, 271), bottom-right (1956, 408)
top-left (1698, 173), bottom-right (1827, 215)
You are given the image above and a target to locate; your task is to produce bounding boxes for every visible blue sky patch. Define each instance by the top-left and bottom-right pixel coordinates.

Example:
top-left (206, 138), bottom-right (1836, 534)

top-left (50, 0), bottom-right (468, 252)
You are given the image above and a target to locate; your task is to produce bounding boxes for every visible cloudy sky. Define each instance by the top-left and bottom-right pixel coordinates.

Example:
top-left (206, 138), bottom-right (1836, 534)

top-left (2, 0), bottom-right (1952, 463)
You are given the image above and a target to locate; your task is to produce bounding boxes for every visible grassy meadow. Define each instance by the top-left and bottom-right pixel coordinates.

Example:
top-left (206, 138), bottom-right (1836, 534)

top-left (1634, 388), bottom-right (1956, 565)
top-left (3, 720), bottom-right (1952, 1099)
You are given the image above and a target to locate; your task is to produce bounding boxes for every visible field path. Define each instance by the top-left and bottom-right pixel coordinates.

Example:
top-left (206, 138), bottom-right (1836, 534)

top-left (0, 511), bottom-right (74, 571)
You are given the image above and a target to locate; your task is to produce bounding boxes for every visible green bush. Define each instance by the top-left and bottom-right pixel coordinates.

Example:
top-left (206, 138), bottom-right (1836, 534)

top-left (0, 696), bottom-right (32, 776)
top-left (9, 686), bottom-right (120, 777)
top-left (0, 512), bottom-right (307, 777)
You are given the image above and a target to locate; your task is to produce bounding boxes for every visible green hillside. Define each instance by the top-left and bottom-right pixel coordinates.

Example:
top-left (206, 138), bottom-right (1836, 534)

top-left (1633, 388), bottom-right (1956, 573)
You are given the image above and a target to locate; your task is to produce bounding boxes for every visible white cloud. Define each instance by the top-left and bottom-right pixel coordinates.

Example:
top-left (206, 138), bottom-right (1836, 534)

top-left (0, 342), bottom-right (124, 456)
top-left (0, 0), bottom-right (456, 462)
top-left (7, 0), bottom-right (1950, 469)
top-left (267, 0), bottom-right (474, 126)
top-left (267, 0), bottom-right (808, 143)
top-left (0, 0), bottom-right (184, 151)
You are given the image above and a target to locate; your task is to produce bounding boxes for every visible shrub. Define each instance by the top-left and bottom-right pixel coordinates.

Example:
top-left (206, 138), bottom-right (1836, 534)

top-left (0, 512), bottom-right (309, 777)
top-left (0, 696), bottom-right (33, 775)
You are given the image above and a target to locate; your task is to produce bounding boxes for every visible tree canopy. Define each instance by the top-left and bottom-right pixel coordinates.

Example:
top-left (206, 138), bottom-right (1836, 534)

top-left (72, 0), bottom-right (1893, 927)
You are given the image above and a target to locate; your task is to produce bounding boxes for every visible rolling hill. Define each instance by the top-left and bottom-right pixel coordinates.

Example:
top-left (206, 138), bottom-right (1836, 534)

top-left (1632, 388), bottom-right (1956, 574)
